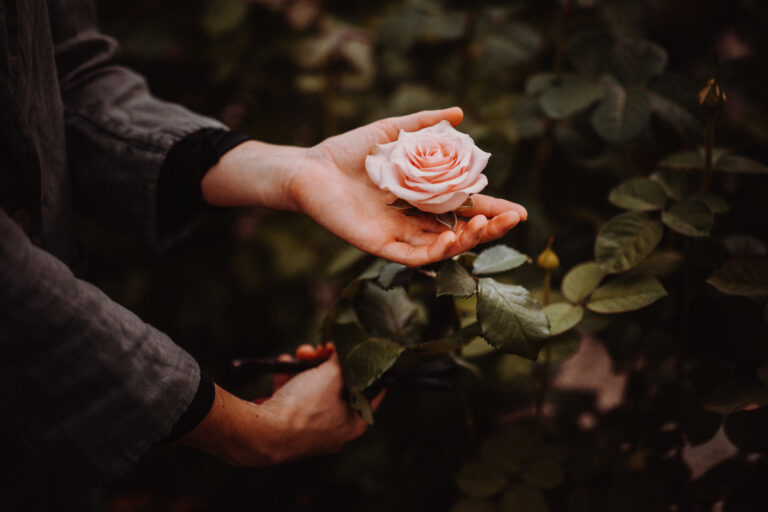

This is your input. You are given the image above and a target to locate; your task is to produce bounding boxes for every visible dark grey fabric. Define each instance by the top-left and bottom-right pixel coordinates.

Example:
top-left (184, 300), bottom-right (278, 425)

top-left (0, 0), bottom-right (229, 501)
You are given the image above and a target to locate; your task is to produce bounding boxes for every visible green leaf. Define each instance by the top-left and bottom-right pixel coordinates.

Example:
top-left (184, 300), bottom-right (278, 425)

top-left (473, 245), bottom-right (529, 274)
top-left (660, 150), bottom-right (705, 169)
top-left (691, 192), bottom-right (730, 214)
top-left (450, 499), bottom-right (499, 512)
top-left (608, 177), bottom-right (667, 211)
top-left (343, 337), bottom-right (404, 392)
top-left (651, 168), bottom-right (689, 200)
top-left (647, 90), bottom-right (704, 139)
top-left (538, 74), bottom-right (605, 120)
top-left (477, 278), bottom-right (550, 359)
top-left (437, 260), bottom-right (477, 297)
top-left (590, 83), bottom-right (651, 143)
top-left (462, 336), bottom-right (495, 358)
top-left (561, 262), bottom-right (606, 302)
top-left (378, 262), bottom-right (408, 289)
top-left (456, 461), bottom-right (509, 499)
top-left (543, 303), bottom-right (584, 336)
top-left (706, 378), bottom-right (768, 414)
top-left (501, 483), bottom-right (548, 512)
top-left (661, 199), bottom-right (714, 237)
top-left (587, 276), bottom-right (667, 314)
top-left (630, 249), bottom-right (683, 278)
top-left (388, 198), bottom-right (413, 209)
top-left (566, 29), bottom-right (613, 75)
top-left (354, 282), bottom-right (426, 345)
top-left (595, 212), bottom-right (663, 273)
top-left (480, 22), bottom-right (543, 67)
top-left (520, 447), bottom-right (565, 489)
top-left (202, 0), bottom-right (249, 38)
top-left (715, 154), bottom-right (768, 174)
top-left (348, 389), bottom-right (374, 425)
top-left (707, 255), bottom-right (768, 296)
top-left (611, 39), bottom-right (668, 85)
top-left (436, 211), bottom-right (458, 231)
top-left (525, 73), bottom-right (557, 96)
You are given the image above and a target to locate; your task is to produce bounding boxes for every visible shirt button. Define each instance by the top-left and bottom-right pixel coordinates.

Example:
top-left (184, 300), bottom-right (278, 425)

top-left (11, 209), bottom-right (31, 233)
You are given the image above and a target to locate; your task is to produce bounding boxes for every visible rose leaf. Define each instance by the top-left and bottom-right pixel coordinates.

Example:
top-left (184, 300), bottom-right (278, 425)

top-left (707, 255), bottom-right (768, 296)
top-left (435, 211), bottom-right (458, 231)
top-left (661, 199), bottom-right (714, 237)
top-left (436, 259), bottom-right (477, 297)
top-left (477, 278), bottom-right (550, 360)
top-left (594, 212), bottom-right (664, 273)
top-left (561, 262), bottom-right (606, 302)
top-left (473, 245), bottom-right (529, 274)
top-left (586, 276), bottom-right (668, 314)
top-left (608, 177), bottom-right (667, 211)
top-left (543, 303), bottom-right (584, 336)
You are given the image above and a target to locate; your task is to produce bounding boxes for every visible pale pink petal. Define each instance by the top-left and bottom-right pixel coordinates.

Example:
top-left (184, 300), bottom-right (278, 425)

top-left (413, 190), bottom-right (470, 214)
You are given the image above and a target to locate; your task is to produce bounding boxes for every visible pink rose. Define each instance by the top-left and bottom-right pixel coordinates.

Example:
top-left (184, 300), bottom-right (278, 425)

top-left (365, 120), bottom-right (491, 214)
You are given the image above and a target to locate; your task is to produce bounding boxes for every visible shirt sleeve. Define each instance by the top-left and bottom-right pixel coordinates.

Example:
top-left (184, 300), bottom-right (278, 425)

top-left (0, 210), bottom-right (202, 482)
top-left (48, 0), bottom-right (231, 250)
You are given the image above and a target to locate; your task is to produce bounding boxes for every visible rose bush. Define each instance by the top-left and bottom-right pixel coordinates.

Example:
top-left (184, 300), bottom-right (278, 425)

top-left (364, 120), bottom-right (490, 214)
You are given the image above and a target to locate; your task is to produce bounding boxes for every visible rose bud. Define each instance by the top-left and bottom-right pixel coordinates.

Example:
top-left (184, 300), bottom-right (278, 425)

top-left (537, 237), bottom-right (560, 271)
top-left (698, 77), bottom-right (727, 111)
top-left (364, 120), bottom-right (490, 214)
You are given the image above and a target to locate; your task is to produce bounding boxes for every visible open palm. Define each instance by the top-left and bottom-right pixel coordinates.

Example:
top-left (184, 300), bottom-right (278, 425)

top-left (292, 108), bottom-right (528, 266)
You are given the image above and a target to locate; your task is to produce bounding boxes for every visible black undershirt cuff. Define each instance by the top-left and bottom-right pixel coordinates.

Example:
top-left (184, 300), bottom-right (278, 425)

top-left (160, 370), bottom-right (215, 444)
top-left (157, 128), bottom-right (250, 241)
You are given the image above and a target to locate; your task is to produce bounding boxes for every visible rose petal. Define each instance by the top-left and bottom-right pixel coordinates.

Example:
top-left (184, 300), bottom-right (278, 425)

top-left (414, 190), bottom-right (470, 214)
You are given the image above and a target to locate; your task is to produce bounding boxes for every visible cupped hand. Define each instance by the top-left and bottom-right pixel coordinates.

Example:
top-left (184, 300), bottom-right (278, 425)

top-left (291, 107), bottom-right (527, 267)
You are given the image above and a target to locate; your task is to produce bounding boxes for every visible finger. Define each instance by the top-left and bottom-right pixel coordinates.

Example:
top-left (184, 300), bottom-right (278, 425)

top-left (373, 107), bottom-right (464, 141)
top-left (445, 215), bottom-right (488, 258)
top-left (480, 210), bottom-right (522, 243)
top-left (273, 353), bottom-right (294, 390)
top-left (381, 230), bottom-right (456, 266)
top-left (462, 195), bottom-right (528, 221)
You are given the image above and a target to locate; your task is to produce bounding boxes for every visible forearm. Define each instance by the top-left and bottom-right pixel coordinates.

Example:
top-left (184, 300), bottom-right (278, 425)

top-left (201, 140), bottom-right (309, 212)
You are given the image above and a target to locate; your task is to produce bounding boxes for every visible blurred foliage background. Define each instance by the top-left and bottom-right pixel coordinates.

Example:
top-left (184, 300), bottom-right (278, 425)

top-left (86, 0), bottom-right (768, 510)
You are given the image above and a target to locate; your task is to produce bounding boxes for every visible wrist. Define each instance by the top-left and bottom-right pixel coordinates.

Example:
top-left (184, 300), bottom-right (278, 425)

top-left (201, 140), bottom-right (309, 212)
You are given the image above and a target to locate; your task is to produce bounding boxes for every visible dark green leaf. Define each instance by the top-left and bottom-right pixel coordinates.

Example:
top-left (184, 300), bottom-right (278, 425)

top-left (388, 198), bottom-right (413, 209)
top-left (691, 192), bottom-right (730, 214)
top-left (724, 407), bottom-right (768, 453)
top-left (480, 22), bottom-right (543, 66)
top-left (477, 278), bottom-right (550, 359)
top-left (723, 235), bottom-right (767, 256)
top-left (349, 389), bottom-right (374, 425)
top-left (521, 446), bottom-right (565, 489)
top-left (437, 260), bottom-right (477, 297)
top-left (202, 0), bottom-right (249, 37)
top-left (608, 177), bottom-right (667, 211)
top-left (595, 212), bottom-right (663, 273)
top-left (480, 426), bottom-right (539, 474)
top-left (611, 39), bottom-right (668, 85)
top-left (706, 378), bottom-right (768, 414)
top-left (566, 30), bottom-right (613, 75)
top-left (715, 154), bottom-right (768, 174)
top-left (539, 74), bottom-right (605, 120)
top-left (659, 150), bottom-right (705, 170)
top-left (543, 303), bottom-right (584, 335)
top-left (354, 282), bottom-right (426, 345)
top-left (651, 168), bottom-right (689, 200)
top-left (707, 255), bottom-right (768, 296)
top-left (590, 83), bottom-right (651, 143)
top-left (473, 245), bottom-right (529, 274)
top-left (456, 461), bottom-right (509, 498)
top-left (525, 73), bottom-right (557, 96)
top-left (343, 337), bottom-right (404, 391)
top-left (501, 483), bottom-right (548, 512)
top-left (561, 262), bottom-right (606, 302)
top-left (378, 262), bottom-right (408, 289)
top-left (587, 276), bottom-right (667, 313)
top-left (662, 199), bottom-right (714, 237)
top-left (630, 249), bottom-right (683, 278)
top-left (647, 90), bottom-right (703, 139)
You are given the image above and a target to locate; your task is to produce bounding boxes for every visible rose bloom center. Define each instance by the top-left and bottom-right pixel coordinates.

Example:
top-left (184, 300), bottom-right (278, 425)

top-left (408, 139), bottom-right (462, 180)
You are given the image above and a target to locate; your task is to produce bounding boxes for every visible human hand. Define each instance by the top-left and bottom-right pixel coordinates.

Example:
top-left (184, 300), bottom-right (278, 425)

top-left (292, 107), bottom-right (528, 266)
top-left (181, 344), bottom-right (383, 467)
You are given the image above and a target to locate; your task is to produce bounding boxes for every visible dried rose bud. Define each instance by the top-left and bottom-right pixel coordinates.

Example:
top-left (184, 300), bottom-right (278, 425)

top-left (537, 238), bottom-right (560, 271)
top-left (698, 78), bottom-right (727, 111)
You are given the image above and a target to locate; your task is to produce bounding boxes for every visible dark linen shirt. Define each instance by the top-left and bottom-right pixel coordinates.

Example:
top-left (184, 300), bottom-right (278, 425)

top-left (1, 0), bottom-right (234, 504)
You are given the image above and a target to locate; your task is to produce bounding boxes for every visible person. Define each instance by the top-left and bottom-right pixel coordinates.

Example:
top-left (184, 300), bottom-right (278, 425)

top-left (0, 0), bottom-right (527, 509)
